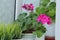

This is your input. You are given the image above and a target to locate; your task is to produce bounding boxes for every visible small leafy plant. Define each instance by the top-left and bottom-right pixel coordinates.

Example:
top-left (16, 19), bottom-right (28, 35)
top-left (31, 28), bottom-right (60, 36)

top-left (13, 22), bottom-right (22, 39)
top-left (4, 23), bottom-right (15, 40)
top-left (0, 22), bottom-right (22, 40)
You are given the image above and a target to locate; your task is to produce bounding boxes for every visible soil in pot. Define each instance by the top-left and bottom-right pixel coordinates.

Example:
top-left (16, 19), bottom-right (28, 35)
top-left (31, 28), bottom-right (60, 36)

top-left (45, 36), bottom-right (55, 40)
top-left (22, 29), bottom-right (35, 33)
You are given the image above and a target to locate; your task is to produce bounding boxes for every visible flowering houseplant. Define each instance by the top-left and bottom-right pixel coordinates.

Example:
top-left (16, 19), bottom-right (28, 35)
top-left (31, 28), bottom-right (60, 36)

top-left (36, 2), bottom-right (56, 23)
top-left (36, 0), bottom-right (56, 39)
top-left (16, 3), bottom-right (46, 39)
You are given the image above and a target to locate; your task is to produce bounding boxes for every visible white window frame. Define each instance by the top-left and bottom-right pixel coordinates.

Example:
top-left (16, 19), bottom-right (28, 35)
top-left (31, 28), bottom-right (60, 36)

top-left (15, 0), bottom-right (22, 20)
top-left (55, 0), bottom-right (60, 40)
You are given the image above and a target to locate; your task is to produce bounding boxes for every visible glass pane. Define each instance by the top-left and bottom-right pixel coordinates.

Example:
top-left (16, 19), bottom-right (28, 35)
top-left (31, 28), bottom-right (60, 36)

top-left (0, 0), bottom-right (15, 24)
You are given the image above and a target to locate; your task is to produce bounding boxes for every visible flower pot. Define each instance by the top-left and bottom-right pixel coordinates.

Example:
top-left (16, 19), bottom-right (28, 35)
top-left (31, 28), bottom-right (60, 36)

top-left (45, 36), bottom-right (55, 40)
top-left (22, 34), bottom-right (36, 40)
top-left (44, 23), bottom-right (55, 40)
top-left (35, 34), bottom-right (45, 40)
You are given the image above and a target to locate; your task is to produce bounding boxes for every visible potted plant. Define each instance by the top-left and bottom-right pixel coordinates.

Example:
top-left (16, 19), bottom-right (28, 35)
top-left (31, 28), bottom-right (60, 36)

top-left (4, 23), bottom-right (17, 40)
top-left (0, 22), bottom-right (22, 40)
top-left (16, 3), bottom-right (46, 40)
top-left (0, 23), bottom-right (16, 40)
top-left (12, 22), bottom-right (23, 40)
top-left (36, 0), bottom-right (56, 40)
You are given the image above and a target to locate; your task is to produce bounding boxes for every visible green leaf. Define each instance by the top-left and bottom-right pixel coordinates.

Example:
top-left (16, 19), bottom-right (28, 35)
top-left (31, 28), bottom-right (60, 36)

top-left (33, 30), bottom-right (44, 38)
top-left (18, 13), bottom-right (27, 21)
top-left (26, 18), bottom-right (32, 24)
top-left (36, 6), bottom-right (45, 15)
top-left (41, 0), bottom-right (50, 6)
top-left (47, 9), bottom-right (55, 17)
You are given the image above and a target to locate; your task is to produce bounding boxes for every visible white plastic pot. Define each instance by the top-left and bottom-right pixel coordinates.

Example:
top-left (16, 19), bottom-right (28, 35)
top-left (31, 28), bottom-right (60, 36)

top-left (13, 33), bottom-right (45, 40)
top-left (22, 34), bottom-right (36, 40)
top-left (44, 23), bottom-right (55, 37)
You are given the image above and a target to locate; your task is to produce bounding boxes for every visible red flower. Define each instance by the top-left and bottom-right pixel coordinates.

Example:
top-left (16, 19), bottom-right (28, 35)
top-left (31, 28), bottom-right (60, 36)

top-left (37, 14), bottom-right (52, 25)
top-left (22, 4), bottom-right (34, 11)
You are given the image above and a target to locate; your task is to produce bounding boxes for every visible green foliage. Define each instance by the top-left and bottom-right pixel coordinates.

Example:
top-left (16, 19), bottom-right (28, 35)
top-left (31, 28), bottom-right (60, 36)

top-left (0, 24), bottom-right (5, 40)
top-left (36, 1), bottom-right (56, 22)
top-left (0, 22), bottom-right (22, 40)
top-left (33, 23), bottom-right (46, 38)
top-left (34, 1), bottom-right (56, 37)
top-left (4, 23), bottom-right (16, 40)
top-left (17, 13), bottom-right (27, 22)
top-left (45, 2), bottom-right (56, 22)
top-left (47, 9), bottom-right (55, 16)
top-left (13, 22), bottom-right (22, 39)
top-left (33, 31), bottom-right (44, 38)
top-left (17, 12), bottom-right (38, 31)
top-left (16, 0), bottom-right (56, 38)
top-left (40, 0), bottom-right (50, 6)
top-left (17, 12), bottom-right (46, 38)
top-left (17, 13), bottom-right (27, 31)
top-left (36, 6), bottom-right (45, 15)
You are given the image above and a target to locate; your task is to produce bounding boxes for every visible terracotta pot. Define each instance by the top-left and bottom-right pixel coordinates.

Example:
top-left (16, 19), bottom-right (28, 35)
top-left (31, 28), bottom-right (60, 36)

top-left (45, 36), bottom-right (55, 40)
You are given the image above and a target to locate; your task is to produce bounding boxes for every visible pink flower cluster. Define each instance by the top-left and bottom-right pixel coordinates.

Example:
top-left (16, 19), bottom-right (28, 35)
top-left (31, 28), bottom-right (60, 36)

top-left (22, 4), bottom-right (34, 11)
top-left (37, 14), bottom-right (52, 25)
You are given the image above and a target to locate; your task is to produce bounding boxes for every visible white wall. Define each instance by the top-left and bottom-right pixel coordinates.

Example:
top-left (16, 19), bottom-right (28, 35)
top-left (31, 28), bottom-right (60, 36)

top-left (0, 0), bottom-right (15, 24)
top-left (55, 0), bottom-right (60, 40)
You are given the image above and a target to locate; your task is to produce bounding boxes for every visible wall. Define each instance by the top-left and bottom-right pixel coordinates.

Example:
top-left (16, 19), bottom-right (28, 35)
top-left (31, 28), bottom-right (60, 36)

top-left (0, 0), bottom-right (15, 24)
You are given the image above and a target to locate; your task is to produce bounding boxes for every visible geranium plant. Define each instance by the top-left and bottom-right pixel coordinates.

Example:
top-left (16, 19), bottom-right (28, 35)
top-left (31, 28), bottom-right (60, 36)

top-left (16, 3), bottom-right (46, 38)
top-left (16, 0), bottom-right (56, 38)
top-left (35, 0), bottom-right (56, 39)
top-left (36, 1), bottom-right (56, 23)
